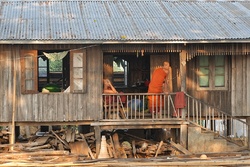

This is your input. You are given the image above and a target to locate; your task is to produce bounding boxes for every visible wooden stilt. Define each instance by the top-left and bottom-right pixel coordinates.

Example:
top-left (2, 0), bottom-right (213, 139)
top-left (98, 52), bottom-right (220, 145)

top-left (10, 57), bottom-right (17, 151)
top-left (94, 126), bottom-right (101, 158)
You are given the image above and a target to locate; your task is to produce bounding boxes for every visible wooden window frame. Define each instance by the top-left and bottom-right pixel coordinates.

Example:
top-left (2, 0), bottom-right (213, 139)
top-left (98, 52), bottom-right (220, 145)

top-left (70, 49), bottom-right (87, 93)
top-left (20, 50), bottom-right (38, 94)
top-left (21, 49), bottom-right (87, 94)
top-left (197, 55), bottom-right (228, 91)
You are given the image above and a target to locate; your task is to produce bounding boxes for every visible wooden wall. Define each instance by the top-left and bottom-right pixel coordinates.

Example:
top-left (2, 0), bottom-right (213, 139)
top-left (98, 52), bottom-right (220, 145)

top-left (185, 43), bottom-right (250, 117)
top-left (186, 56), bottom-right (231, 114)
top-left (0, 43), bottom-right (250, 124)
top-left (0, 44), bottom-right (103, 123)
top-left (231, 54), bottom-right (250, 116)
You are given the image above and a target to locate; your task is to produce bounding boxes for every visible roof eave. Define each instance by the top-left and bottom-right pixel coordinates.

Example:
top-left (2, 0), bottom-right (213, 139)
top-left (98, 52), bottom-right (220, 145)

top-left (0, 39), bottom-right (250, 45)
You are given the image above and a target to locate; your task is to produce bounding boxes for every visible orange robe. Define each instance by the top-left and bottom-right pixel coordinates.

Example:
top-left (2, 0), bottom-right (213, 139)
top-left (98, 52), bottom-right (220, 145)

top-left (147, 68), bottom-right (167, 113)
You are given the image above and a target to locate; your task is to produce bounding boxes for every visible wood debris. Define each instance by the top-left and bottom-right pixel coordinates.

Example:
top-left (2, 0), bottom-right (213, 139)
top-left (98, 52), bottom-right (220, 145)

top-left (0, 127), bottom-right (249, 166)
top-left (0, 127), bottom-right (96, 162)
top-left (0, 127), bottom-right (183, 161)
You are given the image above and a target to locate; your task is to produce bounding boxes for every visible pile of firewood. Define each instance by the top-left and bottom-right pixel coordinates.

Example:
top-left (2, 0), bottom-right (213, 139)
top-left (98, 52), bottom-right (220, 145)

top-left (0, 129), bottom-right (10, 153)
top-left (0, 128), bottom-right (189, 161)
top-left (103, 132), bottom-right (181, 159)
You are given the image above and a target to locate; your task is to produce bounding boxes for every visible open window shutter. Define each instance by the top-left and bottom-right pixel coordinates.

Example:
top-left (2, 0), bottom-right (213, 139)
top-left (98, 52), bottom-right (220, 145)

top-left (20, 50), bottom-right (38, 94)
top-left (70, 49), bottom-right (87, 93)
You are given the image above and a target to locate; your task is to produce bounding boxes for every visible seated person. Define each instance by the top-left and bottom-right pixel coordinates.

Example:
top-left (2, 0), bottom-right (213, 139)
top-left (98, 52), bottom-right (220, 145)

top-left (103, 79), bottom-right (118, 94)
top-left (103, 79), bottom-right (127, 104)
top-left (103, 79), bottom-right (118, 105)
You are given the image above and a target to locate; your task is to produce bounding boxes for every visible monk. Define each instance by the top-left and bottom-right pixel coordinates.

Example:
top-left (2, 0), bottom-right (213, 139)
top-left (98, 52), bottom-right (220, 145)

top-left (147, 61), bottom-right (170, 113)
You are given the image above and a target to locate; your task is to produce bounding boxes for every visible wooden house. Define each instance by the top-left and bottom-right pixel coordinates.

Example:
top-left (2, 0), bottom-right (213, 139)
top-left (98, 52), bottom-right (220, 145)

top-left (0, 0), bottom-right (250, 156)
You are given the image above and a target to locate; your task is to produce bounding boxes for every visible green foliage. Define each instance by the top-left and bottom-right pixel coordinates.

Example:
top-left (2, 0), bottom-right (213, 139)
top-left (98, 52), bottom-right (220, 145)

top-left (49, 60), bottom-right (62, 72)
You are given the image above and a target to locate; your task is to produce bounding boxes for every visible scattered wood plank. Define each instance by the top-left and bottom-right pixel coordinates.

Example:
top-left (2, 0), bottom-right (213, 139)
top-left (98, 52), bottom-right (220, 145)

top-left (79, 134), bottom-right (95, 159)
top-left (34, 136), bottom-right (50, 145)
top-left (0, 150), bottom-right (69, 158)
top-left (108, 134), bottom-right (118, 158)
top-left (23, 143), bottom-right (51, 151)
top-left (112, 133), bottom-right (127, 158)
top-left (83, 132), bottom-right (95, 138)
top-left (69, 141), bottom-right (88, 156)
top-left (51, 130), bottom-right (70, 149)
top-left (65, 128), bottom-right (75, 143)
top-left (155, 141), bottom-right (163, 157)
top-left (132, 140), bottom-right (136, 157)
top-left (169, 140), bottom-right (192, 155)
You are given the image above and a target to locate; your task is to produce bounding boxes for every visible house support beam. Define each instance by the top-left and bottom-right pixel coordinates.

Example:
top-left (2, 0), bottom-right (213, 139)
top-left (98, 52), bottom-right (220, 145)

top-left (180, 124), bottom-right (188, 149)
top-left (247, 117), bottom-right (250, 149)
top-left (94, 126), bottom-right (101, 158)
top-left (180, 50), bottom-right (187, 118)
top-left (179, 50), bottom-right (188, 149)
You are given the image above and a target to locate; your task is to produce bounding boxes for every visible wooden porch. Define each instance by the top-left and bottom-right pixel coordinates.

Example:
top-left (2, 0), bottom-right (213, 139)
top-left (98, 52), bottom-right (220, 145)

top-left (93, 92), bottom-right (249, 157)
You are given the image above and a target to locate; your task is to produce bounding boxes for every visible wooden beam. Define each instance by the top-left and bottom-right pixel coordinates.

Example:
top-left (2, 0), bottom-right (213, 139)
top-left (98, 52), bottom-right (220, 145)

top-left (51, 130), bottom-right (70, 149)
top-left (94, 126), bottom-right (101, 159)
top-left (247, 117), bottom-right (250, 150)
top-left (179, 49), bottom-right (187, 119)
top-left (169, 140), bottom-right (192, 155)
top-left (179, 124), bottom-right (188, 149)
top-left (155, 141), bottom-right (163, 157)
top-left (79, 134), bottom-right (95, 159)
top-left (91, 120), bottom-right (189, 126)
top-left (10, 57), bottom-right (17, 151)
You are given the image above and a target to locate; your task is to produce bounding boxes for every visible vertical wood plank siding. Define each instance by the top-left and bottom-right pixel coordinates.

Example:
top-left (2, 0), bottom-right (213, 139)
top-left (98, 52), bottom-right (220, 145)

top-left (0, 45), bottom-right (103, 122)
top-left (186, 56), bottom-right (232, 114)
top-left (0, 49), bottom-right (13, 122)
top-left (0, 43), bottom-right (250, 123)
top-left (231, 54), bottom-right (250, 116)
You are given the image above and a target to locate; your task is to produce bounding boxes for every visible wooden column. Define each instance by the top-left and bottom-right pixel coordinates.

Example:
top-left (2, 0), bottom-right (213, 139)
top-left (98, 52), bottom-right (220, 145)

top-left (94, 126), bottom-right (101, 158)
top-left (180, 49), bottom-right (187, 118)
top-left (180, 124), bottom-right (188, 149)
top-left (10, 55), bottom-right (17, 151)
top-left (247, 117), bottom-right (250, 149)
top-left (179, 49), bottom-right (187, 149)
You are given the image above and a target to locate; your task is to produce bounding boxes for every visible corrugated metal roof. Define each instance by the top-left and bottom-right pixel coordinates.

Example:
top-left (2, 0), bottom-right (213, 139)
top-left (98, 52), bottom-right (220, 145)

top-left (0, 0), bottom-right (250, 44)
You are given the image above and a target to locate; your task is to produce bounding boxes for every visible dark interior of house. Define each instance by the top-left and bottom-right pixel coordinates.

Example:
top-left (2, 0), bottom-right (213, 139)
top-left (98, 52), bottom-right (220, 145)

top-left (37, 50), bottom-right (70, 92)
top-left (107, 53), bottom-right (150, 93)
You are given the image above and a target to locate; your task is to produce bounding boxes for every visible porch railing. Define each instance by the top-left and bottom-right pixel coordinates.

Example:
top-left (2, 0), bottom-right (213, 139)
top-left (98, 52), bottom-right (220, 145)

top-left (185, 93), bottom-right (248, 147)
top-left (102, 92), bottom-right (177, 120)
top-left (103, 92), bottom-right (248, 146)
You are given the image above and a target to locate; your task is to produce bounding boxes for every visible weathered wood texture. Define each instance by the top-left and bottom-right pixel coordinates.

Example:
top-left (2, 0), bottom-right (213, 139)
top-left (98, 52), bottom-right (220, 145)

top-left (0, 43), bottom-right (250, 123)
top-left (187, 54), bottom-right (250, 117)
top-left (186, 56), bottom-right (231, 115)
top-left (0, 45), bottom-right (103, 122)
top-left (231, 54), bottom-right (250, 116)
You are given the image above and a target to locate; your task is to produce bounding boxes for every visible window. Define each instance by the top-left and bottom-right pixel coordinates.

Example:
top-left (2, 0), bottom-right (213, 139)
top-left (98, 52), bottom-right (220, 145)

top-left (70, 49), bottom-right (87, 93)
top-left (37, 53), bottom-right (67, 92)
top-left (113, 57), bottom-right (128, 87)
top-left (20, 50), bottom-right (38, 93)
top-left (197, 55), bottom-right (227, 90)
top-left (21, 49), bottom-right (87, 94)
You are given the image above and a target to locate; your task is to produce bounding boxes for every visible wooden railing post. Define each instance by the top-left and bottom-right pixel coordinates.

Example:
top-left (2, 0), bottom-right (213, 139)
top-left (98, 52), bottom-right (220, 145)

top-left (180, 50), bottom-right (187, 119)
